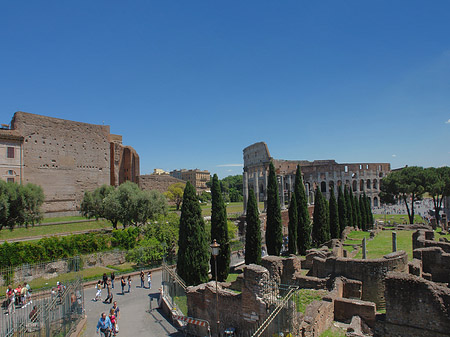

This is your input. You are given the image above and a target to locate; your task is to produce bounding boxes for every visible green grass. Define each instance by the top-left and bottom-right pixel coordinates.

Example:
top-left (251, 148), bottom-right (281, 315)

top-left (435, 227), bottom-right (450, 241)
top-left (374, 214), bottom-right (424, 224)
top-left (0, 219), bottom-right (111, 241)
top-left (345, 231), bottom-right (371, 241)
top-left (173, 294), bottom-right (188, 315)
top-left (294, 289), bottom-right (327, 313)
top-left (107, 262), bottom-right (138, 273)
top-left (200, 202), bottom-right (264, 217)
top-left (319, 326), bottom-right (346, 337)
top-left (41, 215), bottom-right (87, 223)
top-left (226, 273), bottom-right (239, 283)
top-left (353, 230), bottom-right (413, 260)
top-left (0, 266), bottom-right (113, 297)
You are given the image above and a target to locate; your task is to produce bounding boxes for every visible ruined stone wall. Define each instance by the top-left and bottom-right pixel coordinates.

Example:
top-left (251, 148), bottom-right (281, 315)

top-left (137, 174), bottom-right (185, 193)
top-left (311, 251), bottom-right (408, 308)
top-left (413, 229), bottom-right (450, 253)
top-left (110, 142), bottom-right (139, 186)
top-left (11, 112), bottom-right (111, 215)
top-left (375, 272), bottom-right (450, 337)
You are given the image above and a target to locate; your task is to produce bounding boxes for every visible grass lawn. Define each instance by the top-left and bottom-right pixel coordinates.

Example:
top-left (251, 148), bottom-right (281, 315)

top-left (41, 215), bottom-right (87, 223)
top-left (345, 231), bottom-right (371, 242)
top-left (173, 294), bottom-right (188, 315)
top-left (319, 326), bottom-right (346, 337)
top-left (0, 219), bottom-right (111, 241)
top-left (107, 262), bottom-right (139, 273)
top-left (294, 289), bottom-right (327, 313)
top-left (0, 266), bottom-right (113, 297)
top-left (435, 228), bottom-right (450, 241)
top-left (200, 202), bottom-right (264, 217)
top-left (353, 230), bottom-right (413, 260)
top-left (226, 273), bottom-right (239, 283)
top-left (374, 214), bottom-right (424, 224)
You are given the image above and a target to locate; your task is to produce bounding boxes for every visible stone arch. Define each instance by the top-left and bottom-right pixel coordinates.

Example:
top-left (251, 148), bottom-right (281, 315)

top-left (373, 179), bottom-right (378, 190)
top-left (345, 180), bottom-right (350, 187)
top-left (337, 180), bottom-right (342, 187)
top-left (373, 196), bottom-right (379, 207)
top-left (360, 179), bottom-right (364, 191)
top-left (329, 180), bottom-right (335, 190)
top-left (321, 181), bottom-right (327, 193)
top-left (366, 179), bottom-right (371, 189)
top-left (352, 180), bottom-right (357, 192)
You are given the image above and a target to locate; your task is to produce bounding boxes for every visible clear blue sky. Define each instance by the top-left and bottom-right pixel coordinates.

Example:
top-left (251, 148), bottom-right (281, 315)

top-left (1, 1), bottom-right (449, 178)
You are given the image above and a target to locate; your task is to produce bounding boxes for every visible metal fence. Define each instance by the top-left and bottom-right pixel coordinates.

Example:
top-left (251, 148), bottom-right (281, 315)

top-left (0, 277), bottom-right (85, 337)
top-left (161, 261), bottom-right (187, 317)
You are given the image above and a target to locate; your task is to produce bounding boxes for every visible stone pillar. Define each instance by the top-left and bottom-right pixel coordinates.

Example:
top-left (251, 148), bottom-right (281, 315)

top-left (392, 232), bottom-right (397, 252)
top-left (243, 171), bottom-right (248, 214)
top-left (254, 170), bottom-right (259, 204)
top-left (362, 237), bottom-right (367, 259)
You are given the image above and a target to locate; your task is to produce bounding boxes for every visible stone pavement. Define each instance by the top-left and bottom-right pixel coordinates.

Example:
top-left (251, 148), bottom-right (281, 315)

top-left (81, 271), bottom-right (183, 337)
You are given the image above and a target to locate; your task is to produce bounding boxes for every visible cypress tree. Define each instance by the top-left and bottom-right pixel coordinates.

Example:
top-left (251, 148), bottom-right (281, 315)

top-left (245, 189), bottom-right (261, 265)
top-left (177, 181), bottom-right (209, 286)
top-left (312, 188), bottom-right (329, 247)
top-left (359, 194), bottom-right (367, 231)
top-left (344, 186), bottom-right (353, 228)
top-left (337, 186), bottom-right (347, 236)
top-left (266, 161), bottom-right (283, 256)
top-left (350, 189), bottom-right (358, 228)
top-left (288, 193), bottom-right (298, 254)
top-left (295, 165), bottom-right (311, 255)
top-left (329, 186), bottom-right (339, 239)
top-left (210, 174), bottom-right (230, 282)
top-left (354, 194), bottom-right (361, 229)
top-left (366, 195), bottom-right (374, 228)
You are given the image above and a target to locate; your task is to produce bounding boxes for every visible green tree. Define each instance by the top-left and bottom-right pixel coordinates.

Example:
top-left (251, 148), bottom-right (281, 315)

top-left (380, 166), bottom-right (426, 224)
top-left (177, 182), bottom-right (209, 286)
top-left (337, 186), bottom-right (347, 236)
top-left (245, 189), bottom-right (261, 265)
top-left (359, 194), bottom-right (367, 230)
top-left (295, 165), bottom-right (311, 255)
top-left (210, 174), bottom-right (230, 282)
top-left (288, 193), bottom-right (298, 254)
top-left (312, 188), bottom-right (329, 247)
top-left (329, 186), bottom-right (339, 239)
top-left (354, 194), bottom-right (361, 229)
top-left (266, 162), bottom-right (283, 256)
top-left (366, 194), bottom-right (373, 227)
top-left (344, 186), bottom-right (353, 228)
top-left (349, 189), bottom-right (358, 228)
top-left (81, 185), bottom-right (114, 220)
top-left (424, 166), bottom-right (450, 225)
top-left (165, 182), bottom-right (186, 211)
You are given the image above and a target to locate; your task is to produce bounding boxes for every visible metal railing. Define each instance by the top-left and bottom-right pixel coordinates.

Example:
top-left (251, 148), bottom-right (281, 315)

top-left (0, 277), bottom-right (85, 337)
top-left (161, 261), bottom-right (187, 316)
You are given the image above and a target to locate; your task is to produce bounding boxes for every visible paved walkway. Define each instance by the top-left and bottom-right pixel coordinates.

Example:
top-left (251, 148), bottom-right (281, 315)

top-left (81, 271), bottom-right (183, 337)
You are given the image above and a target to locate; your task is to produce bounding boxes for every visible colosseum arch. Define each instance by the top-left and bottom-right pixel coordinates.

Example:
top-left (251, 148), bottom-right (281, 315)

top-left (366, 179), bottom-right (371, 189)
top-left (360, 179), bottom-right (364, 191)
top-left (373, 179), bottom-right (378, 190)
top-left (352, 180), bottom-right (357, 192)
top-left (373, 196), bottom-right (379, 207)
top-left (321, 181), bottom-right (327, 193)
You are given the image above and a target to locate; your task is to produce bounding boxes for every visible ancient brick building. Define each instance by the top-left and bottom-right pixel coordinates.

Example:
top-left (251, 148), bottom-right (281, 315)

top-left (243, 142), bottom-right (390, 213)
top-left (0, 111), bottom-right (139, 216)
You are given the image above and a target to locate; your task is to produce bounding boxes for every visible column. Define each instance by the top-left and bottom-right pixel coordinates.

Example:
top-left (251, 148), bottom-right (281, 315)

top-left (362, 237), bottom-right (367, 259)
top-left (254, 170), bottom-right (259, 204)
top-left (392, 232), bottom-right (397, 252)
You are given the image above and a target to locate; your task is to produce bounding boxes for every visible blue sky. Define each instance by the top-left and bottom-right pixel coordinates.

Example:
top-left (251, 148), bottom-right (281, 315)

top-left (1, 1), bottom-right (449, 178)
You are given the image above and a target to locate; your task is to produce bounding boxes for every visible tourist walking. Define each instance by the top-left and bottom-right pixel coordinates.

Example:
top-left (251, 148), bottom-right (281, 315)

top-left (147, 271), bottom-right (152, 289)
top-left (94, 280), bottom-right (102, 301)
top-left (111, 272), bottom-right (115, 289)
top-left (120, 277), bottom-right (126, 295)
top-left (127, 275), bottom-right (131, 293)
top-left (140, 270), bottom-right (144, 288)
top-left (103, 273), bottom-right (108, 288)
top-left (104, 280), bottom-right (113, 304)
top-left (109, 308), bottom-right (118, 336)
top-left (111, 301), bottom-right (120, 320)
top-left (96, 312), bottom-right (112, 337)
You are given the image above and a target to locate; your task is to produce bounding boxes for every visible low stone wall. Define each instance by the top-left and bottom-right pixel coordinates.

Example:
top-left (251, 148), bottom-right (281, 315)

top-left (334, 298), bottom-right (376, 327)
top-left (412, 229), bottom-right (450, 253)
top-left (375, 272), bottom-right (450, 337)
top-left (300, 298), bottom-right (334, 337)
top-left (260, 255), bottom-right (302, 285)
top-left (413, 247), bottom-right (450, 283)
top-left (311, 251), bottom-right (408, 308)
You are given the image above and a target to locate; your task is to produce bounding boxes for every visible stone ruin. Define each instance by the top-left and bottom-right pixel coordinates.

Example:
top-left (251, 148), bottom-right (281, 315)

top-left (183, 229), bottom-right (450, 337)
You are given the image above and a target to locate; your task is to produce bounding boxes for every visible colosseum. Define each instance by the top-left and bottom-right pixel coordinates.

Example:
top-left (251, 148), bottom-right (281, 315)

top-left (243, 142), bottom-right (390, 212)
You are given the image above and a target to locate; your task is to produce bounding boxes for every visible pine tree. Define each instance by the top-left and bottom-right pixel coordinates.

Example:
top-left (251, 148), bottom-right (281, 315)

top-left (312, 188), bottom-right (329, 247)
top-left (337, 186), bottom-right (347, 236)
top-left (329, 186), bottom-right (339, 239)
top-left (245, 189), bottom-right (262, 265)
top-left (359, 194), bottom-right (367, 231)
top-left (288, 193), bottom-right (298, 254)
top-left (177, 181), bottom-right (209, 286)
top-left (349, 189), bottom-right (358, 228)
top-left (210, 174), bottom-right (230, 282)
top-left (295, 165), bottom-right (311, 255)
top-left (344, 186), bottom-right (353, 228)
top-left (266, 162), bottom-right (283, 256)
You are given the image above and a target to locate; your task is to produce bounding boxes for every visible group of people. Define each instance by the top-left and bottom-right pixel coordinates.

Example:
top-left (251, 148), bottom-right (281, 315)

top-left (3, 282), bottom-right (32, 314)
top-left (94, 278), bottom-right (113, 303)
top-left (96, 301), bottom-right (120, 336)
top-left (140, 270), bottom-right (152, 289)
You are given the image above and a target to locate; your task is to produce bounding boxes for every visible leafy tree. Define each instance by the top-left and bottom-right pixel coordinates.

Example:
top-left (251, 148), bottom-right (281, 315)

top-left (245, 189), bottom-right (261, 265)
top-left (177, 182), bottom-right (209, 286)
top-left (81, 185), bottom-right (114, 220)
top-left (198, 191), bottom-right (212, 203)
top-left (143, 213), bottom-right (179, 260)
top-left (312, 188), bottom-right (329, 247)
top-left (380, 166), bottom-right (426, 224)
top-left (220, 175), bottom-right (243, 202)
top-left (329, 186), bottom-right (339, 239)
top-left (344, 186), bottom-right (353, 228)
top-left (165, 182), bottom-right (186, 210)
top-left (295, 165), bottom-right (311, 255)
top-left (266, 162), bottom-right (283, 256)
top-left (288, 193), bottom-right (298, 254)
top-left (210, 174), bottom-right (230, 282)
top-left (337, 186), bottom-right (347, 236)
top-left (423, 166), bottom-right (450, 225)
top-left (0, 181), bottom-right (44, 230)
